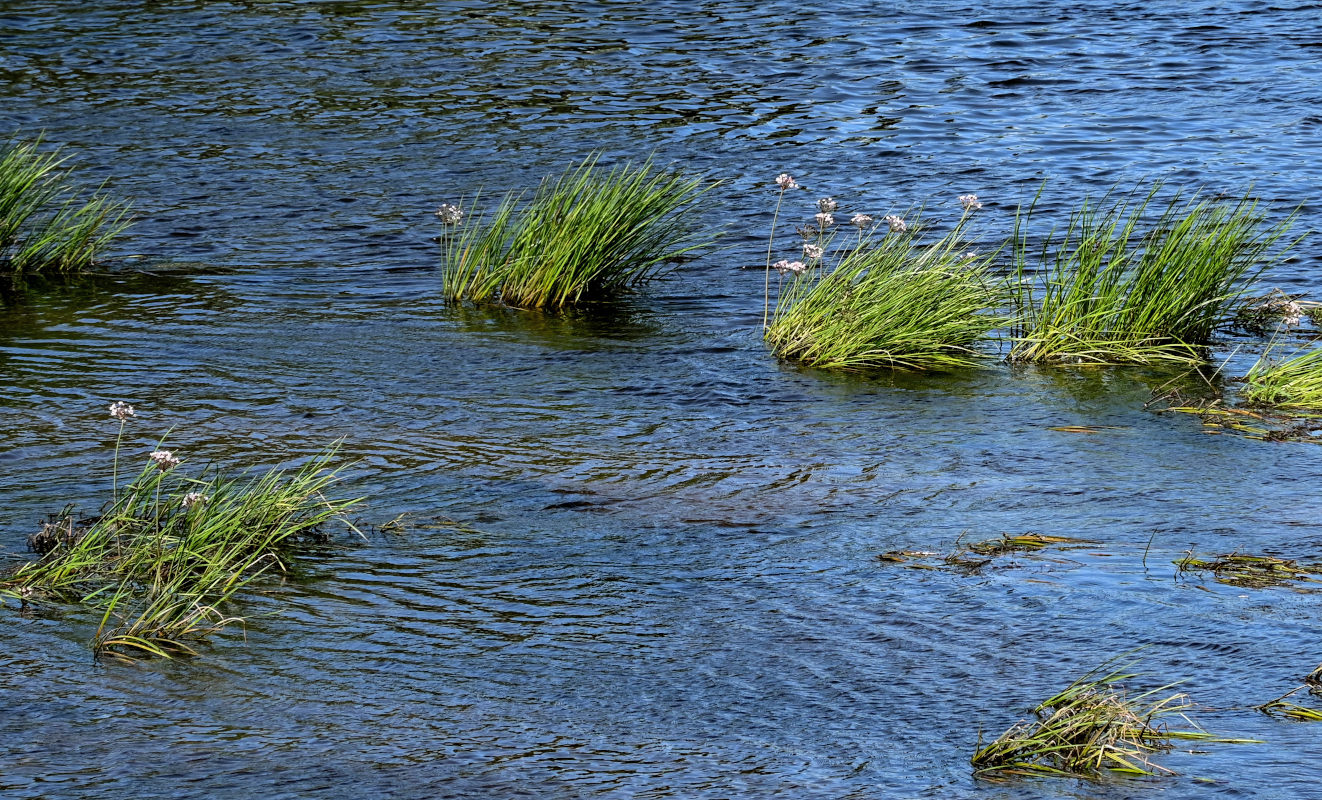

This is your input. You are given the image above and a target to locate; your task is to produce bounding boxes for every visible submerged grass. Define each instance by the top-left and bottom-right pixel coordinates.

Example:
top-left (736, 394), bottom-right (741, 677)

top-left (1, 441), bottom-right (361, 660)
top-left (439, 154), bottom-right (718, 310)
top-left (1174, 552), bottom-right (1322, 589)
top-left (1256, 688), bottom-right (1322, 722)
top-left (1011, 186), bottom-right (1294, 365)
top-left (765, 197), bottom-right (1007, 371)
top-left (0, 136), bottom-right (132, 274)
top-left (972, 661), bottom-right (1249, 779)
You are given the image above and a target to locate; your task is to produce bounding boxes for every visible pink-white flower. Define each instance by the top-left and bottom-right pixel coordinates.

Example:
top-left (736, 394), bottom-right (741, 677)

top-left (775, 173), bottom-right (799, 191)
top-left (958, 194), bottom-right (982, 211)
top-left (435, 203), bottom-right (463, 225)
top-left (774, 259), bottom-right (808, 276)
top-left (182, 492), bottom-right (209, 509)
top-left (817, 197), bottom-right (838, 213)
top-left (815, 212), bottom-right (835, 228)
top-left (149, 450), bottom-right (181, 471)
top-left (883, 215), bottom-right (907, 233)
top-left (803, 243), bottom-right (824, 260)
top-left (108, 401), bottom-right (135, 421)
top-left (851, 214), bottom-right (874, 229)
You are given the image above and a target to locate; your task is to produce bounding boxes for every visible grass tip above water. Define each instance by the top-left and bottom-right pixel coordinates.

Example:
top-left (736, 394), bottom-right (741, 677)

top-left (972, 660), bottom-right (1254, 780)
top-left (0, 135), bottom-right (132, 275)
top-left (437, 153), bottom-right (721, 310)
top-left (763, 190), bottom-right (1007, 372)
top-left (1, 428), bottom-right (362, 661)
top-left (1010, 184), bottom-right (1297, 365)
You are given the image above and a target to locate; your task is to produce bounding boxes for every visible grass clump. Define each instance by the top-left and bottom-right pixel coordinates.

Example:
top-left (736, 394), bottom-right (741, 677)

top-left (1245, 348), bottom-right (1322, 409)
top-left (0, 136), bottom-right (132, 274)
top-left (438, 154), bottom-right (718, 310)
top-left (1, 427), bottom-right (360, 660)
top-left (972, 661), bottom-right (1245, 778)
top-left (1174, 552), bottom-right (1322, 588)
top-left (1011, 186), bottom-right (1294, 364)
top-left (763, 192), bottom-right (1006, 371)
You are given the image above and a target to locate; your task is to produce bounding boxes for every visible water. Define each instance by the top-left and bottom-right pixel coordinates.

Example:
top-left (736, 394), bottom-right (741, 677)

top-left (2, 2), bottom-right (1322, 797)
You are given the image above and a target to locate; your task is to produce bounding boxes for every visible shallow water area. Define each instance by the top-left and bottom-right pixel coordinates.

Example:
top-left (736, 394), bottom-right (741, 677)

top-left (3, 2), bottom-right (1322, 798)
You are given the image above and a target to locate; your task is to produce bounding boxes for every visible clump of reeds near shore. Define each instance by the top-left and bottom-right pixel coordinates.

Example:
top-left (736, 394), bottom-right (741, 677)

top-left (1244, 347), bottom-right (1322, 409)
top-left (1174, 552), bottom-right (1322, 588)
top-left (0, 137), bottom-right (132, 274)
top-left (1011, 187), bottom-right (1295, 365)
top-left (0, 407), bottom-right (360, 659)
top-left (437, 154), bottom-right (719, 310)
top-left (763, 184), bottom-right (1006, 371)
top-left (972, 662), bottom-right (1247, 778)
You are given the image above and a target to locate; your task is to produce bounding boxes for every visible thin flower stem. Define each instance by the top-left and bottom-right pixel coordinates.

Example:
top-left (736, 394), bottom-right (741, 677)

top-left (764, 188), bottom-right (787, 331)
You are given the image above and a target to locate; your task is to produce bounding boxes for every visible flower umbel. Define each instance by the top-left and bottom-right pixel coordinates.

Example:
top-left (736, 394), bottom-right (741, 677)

top-left (817, 197), bottom-right (838, 213)
top-left (851, 214), bottom-right (874, 229)
top-left (109, 401), bottom-right (135, 421)
top-left (773, 259), bottom-right (808, 276)
top-left (776, 173), bottom-right (799, 191)
top-left (815, 212), bottom-right (835, 228)
top-left (148, 450), bottom-right (181, 471)
top-left (803, 243), bottom-right (825, 260)
top-left (434, 203), bottom-right (464, 225)
top-left (182, 492), bottom-right (210, 509)
top-left (958, 194), bottom-right (982, 211)
top-left (884, 215), bottom-right (907, 233)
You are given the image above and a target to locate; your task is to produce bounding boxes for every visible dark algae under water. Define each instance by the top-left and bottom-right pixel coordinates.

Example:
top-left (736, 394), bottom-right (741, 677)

top-left (2, 2), bottom-right (1322, 798)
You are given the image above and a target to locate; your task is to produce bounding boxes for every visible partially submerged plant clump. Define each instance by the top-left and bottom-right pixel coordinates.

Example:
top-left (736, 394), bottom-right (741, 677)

top-left (1, 439), bottom-right (361, 660)
top-left (1256, 687), bottom-right (1322, 722)
top-left (879, 532), bottom-right (1093, 574)
top-left (1244, 347), bottom-right (1322, 410)
top-left (438, 154), bottom-right (719, 309)
top-left (764, 188), bottom-right (1006, 371)
top-left (1174, 552), bottom-right (1322, 588)
top-left (1234, 289), bottom-right (1319, 333)
top-left (972, 663), bottom-right (1244, 778)
top-left (1011, 187), bottom-right (1294, 364)
top-left (0, 137), bottom-right (132, 274)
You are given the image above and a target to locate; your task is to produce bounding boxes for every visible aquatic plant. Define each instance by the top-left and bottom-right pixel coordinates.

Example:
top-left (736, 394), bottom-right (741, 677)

top-left (1011, 187), bottom-right (1294, 364)
top-left (972, 661), bottom-right (1244, 778)
top-left (1175, 551), bottom-right (1322, 588)
top-left (1256, 688), bottom-right (1322, 722)
top-left (1244, 347), bottom-right (1322, 409)
top-left (764, 196), bottom-right (1007, 371)
top-left (1, 435), bottom-right (361, 660)
top-left (439, 154), bottom-right (719, 310)
top-left (0, 137), bottom-right (131, 274)
top-left (1235, 289), bottom-right (1317, 334)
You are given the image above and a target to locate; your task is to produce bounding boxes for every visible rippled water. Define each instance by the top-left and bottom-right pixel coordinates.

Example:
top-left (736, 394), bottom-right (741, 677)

top-left (3, 2), bottom-right (1322, 798)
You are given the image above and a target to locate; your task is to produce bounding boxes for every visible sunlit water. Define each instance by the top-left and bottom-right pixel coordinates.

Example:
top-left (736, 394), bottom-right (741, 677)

top-left (2, 2), bottom-right (1321, 798)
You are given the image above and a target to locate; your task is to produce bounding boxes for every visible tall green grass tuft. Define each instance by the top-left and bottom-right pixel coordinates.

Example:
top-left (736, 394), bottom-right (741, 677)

top-left (1244, 347), bottom-right (1322, 409)
top-left (972, 661), bottom-right (1249, 778)
top-left (764, 201), bottom-right (1007, 371)
top-left (0, 137), bottom-right (132, 274)
top-left (438, 154), bottom-right (718, 309)
top-left (1011, 187), bottom-right (1294, 364)
top-left (2, 442), bottom-right (361, 660)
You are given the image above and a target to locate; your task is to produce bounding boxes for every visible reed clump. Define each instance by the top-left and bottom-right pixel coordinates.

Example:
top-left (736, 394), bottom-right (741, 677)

top-left (1011, 187), bottom-right (1294, 364)
top-left (972, 663), bottom-right (1241, 778)
top-left (1244, 348), bottom-right (1322, 409)
top-left (438, 154), bottom-right (718, 310)
top-left (1256, 688), bottom-right (1322, 722)
top-left (0, 137), bottom-right (132, 274)
top-left (764, 189), bottom-right (1006, 371)
top-left (1174, 552), bottom-right (1322, 588)
top-left (1, 438), bottom-right (361, 660)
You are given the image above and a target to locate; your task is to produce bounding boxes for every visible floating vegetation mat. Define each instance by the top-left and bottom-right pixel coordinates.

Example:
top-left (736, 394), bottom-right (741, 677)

top-left (879, 533), bottom-right (1095, 573)
top-left (972, 663), bottom-right (1252, 779)
top-left (1155, 395), bottom-right (1322, 444)
top-left (1256, 688), bottom-right (1322, 722)
top-left (0, 432), bottom-right (361, 661)
top-left (1174, 552), bottom-right (1322, 589)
